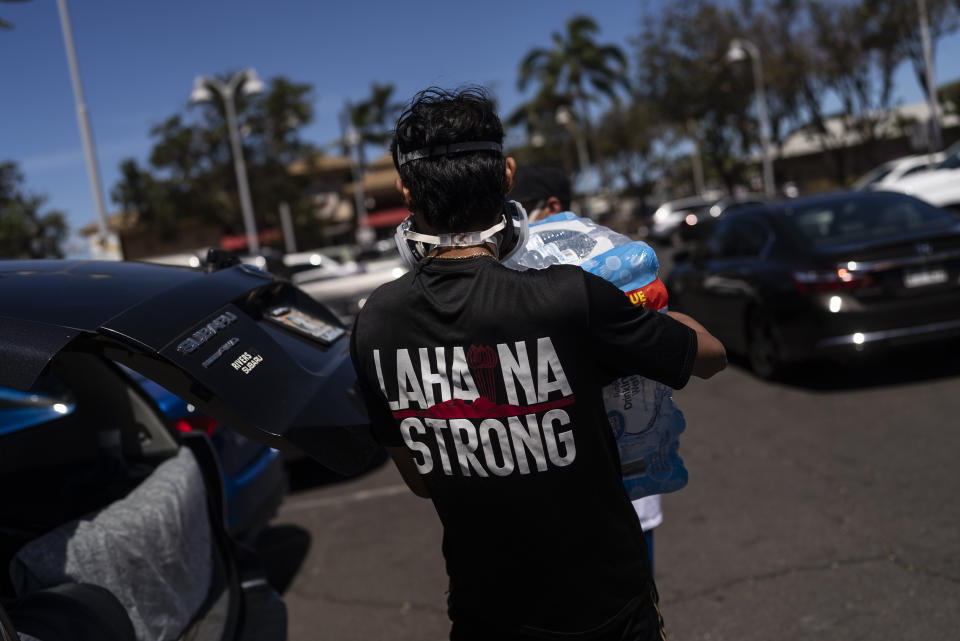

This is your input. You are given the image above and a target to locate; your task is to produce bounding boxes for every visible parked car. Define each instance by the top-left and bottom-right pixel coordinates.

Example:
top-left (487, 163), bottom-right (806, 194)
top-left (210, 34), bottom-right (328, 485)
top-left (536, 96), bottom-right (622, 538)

top-left (644, 191), bottom-right (726, 245)
top-left (666, 191), bottom-right (960, 378)
top-left (0, 369), bottom-right (285, 543)
top-left (851, 152), bottom-right (945, 191)
top-left (282, 246), bottom-right (364, 285)
top-left (0, 259), bottom-right (379, 641)
top-left (284, 244), bottom-right (408, 322)
top-left (880, 141), bottom-right (960, 213)
top-left (127, 370), bottom-right (285, 540)
top-left (676, 194), bottom-right (769, 243)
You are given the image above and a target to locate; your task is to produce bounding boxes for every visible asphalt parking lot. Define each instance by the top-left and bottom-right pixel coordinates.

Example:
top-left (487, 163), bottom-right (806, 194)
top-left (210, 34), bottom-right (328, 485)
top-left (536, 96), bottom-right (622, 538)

top-left (258, 339), bottom-right (960, 641)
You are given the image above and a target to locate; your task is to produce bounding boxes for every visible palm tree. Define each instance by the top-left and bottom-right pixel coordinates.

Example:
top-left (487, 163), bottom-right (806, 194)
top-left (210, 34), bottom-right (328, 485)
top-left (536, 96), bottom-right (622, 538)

top-left (507, 86), bottom-right (572, 139)
top-left (516, 15), bottom-right (629, 177)
top-left (336, 83), bottom-right (402, 241)
top-left (0, 0), bottom-right (30, 31)
top-left (342, 82), bottom-right (403, 172)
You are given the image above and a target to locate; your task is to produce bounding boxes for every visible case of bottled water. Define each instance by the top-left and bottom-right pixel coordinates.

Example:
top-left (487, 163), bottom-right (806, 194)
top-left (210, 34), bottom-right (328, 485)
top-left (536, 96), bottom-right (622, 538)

top-left (507, 212), bottom-right (688, 498)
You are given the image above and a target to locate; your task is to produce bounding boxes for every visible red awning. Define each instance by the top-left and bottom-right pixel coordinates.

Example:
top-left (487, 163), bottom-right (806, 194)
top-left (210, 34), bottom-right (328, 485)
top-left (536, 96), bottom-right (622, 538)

top-left (219, 228), bottom-right (284, 251)
top-left (364, 207), bottom-right (410, 228)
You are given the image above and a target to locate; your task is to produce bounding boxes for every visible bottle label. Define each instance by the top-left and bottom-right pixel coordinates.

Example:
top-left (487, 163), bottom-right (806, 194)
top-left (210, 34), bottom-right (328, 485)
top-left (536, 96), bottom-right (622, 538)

top-left (626, 279), bottom-right (668, 311)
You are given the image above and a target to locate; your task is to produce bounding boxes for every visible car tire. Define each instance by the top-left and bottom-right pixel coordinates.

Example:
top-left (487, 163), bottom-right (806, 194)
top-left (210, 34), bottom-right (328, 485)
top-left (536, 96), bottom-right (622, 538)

top-left (746, 309), bottom-right (785, 380)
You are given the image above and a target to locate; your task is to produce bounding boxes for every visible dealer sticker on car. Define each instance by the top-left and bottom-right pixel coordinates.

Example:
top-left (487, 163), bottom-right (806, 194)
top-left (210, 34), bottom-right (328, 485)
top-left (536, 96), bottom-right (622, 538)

top-left (265, 306), bottom-right (345, 345)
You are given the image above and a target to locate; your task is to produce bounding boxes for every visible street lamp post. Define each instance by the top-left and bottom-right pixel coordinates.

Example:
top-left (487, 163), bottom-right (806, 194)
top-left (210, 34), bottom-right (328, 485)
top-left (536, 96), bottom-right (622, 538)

top-left (917, 0), bottom-right (943, 152)
top-left (56, 0), bottom-right (112, 250)
top-left (190, 69), bottom-right (265, 255)
top-left (555, 106), bottom-right (592, 216)
top-left (340, 105), bottom-right (375, 247)
top-left (727, 39), bottom-right (775, 197)
top-left (555, 106), bottom-right (591, 181)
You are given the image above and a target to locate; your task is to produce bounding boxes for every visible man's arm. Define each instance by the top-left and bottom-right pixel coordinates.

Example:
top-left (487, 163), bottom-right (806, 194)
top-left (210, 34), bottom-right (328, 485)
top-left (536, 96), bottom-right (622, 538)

top-left (386, 446), bottom-right (431, 499)
top-left (666, 311), bottom-right (727, 379)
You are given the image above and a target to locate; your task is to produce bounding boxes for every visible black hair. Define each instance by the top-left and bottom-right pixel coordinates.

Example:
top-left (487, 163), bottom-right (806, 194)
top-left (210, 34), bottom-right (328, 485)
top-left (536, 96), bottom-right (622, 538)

top-left (510, 165), bottom-right (572, 211)
top-left (391, 87), bottom-right (506, 233)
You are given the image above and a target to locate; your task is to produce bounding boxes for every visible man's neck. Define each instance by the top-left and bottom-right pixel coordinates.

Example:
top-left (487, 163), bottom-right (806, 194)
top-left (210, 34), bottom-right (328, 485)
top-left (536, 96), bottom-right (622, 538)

top-left (428, 244), bottom-right (496, 260)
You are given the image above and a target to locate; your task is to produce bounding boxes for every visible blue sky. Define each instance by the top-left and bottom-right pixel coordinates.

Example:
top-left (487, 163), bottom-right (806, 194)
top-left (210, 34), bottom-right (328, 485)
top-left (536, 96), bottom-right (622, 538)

top-left (1, 0), bottom-right (958, 249)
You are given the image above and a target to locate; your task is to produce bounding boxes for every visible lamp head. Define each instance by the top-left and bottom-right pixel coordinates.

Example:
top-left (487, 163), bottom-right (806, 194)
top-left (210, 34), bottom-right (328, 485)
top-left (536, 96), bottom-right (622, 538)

top-left (241, 69), bottom-right (265, 96)
top-left (189, 77), bottom-right (214, 103)
top-left (726, 39), bottom-right (749, 63)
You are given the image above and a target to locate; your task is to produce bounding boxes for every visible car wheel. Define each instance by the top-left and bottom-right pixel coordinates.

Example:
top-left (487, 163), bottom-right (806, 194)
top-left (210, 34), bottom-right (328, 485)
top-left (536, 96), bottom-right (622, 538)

top-left (746, 309), bottom-right (784, 380)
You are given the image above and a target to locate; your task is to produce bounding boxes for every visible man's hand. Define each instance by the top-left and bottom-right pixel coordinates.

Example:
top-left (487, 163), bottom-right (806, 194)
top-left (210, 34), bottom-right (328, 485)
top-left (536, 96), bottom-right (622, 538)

top-left (667, 311), bottom-right (727, 379)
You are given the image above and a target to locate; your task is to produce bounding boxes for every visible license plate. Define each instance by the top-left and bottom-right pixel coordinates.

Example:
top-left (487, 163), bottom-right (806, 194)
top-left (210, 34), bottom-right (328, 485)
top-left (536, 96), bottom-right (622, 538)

top-left (903, 266), bottom-right (948, 288)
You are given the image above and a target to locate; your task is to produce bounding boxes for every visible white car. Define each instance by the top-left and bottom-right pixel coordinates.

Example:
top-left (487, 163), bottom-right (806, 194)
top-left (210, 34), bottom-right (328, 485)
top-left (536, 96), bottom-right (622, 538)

top-left (852, 152), bottom-right (945, 191)
top-left (645, 190), bottom-right (725, 244)
top-left (879, 143), bottom-right (960, 212)
top-left (284, 244), bottom-right (408, 321)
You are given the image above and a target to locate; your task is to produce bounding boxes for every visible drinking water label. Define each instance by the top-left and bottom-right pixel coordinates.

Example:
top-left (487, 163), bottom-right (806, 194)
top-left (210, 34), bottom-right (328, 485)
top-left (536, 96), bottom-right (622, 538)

top-left (604, 376), bottom-right (688, 497)
top-left (506, 211), bottom-right (689, 498)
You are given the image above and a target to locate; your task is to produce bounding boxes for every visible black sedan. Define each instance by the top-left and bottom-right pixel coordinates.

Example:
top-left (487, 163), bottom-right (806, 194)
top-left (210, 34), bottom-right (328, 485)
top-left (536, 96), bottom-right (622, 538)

top-left (0, 259), bottom-right (378, 641)
top-left (666, 191), bottom-right (960, 378)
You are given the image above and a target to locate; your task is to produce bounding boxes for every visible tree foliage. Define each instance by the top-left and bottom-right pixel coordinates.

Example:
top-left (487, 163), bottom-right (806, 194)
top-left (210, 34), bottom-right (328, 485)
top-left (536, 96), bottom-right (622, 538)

top-left (636, 1), bottom-right (759, 190)
top-left (593, 101), bottom-right (665, 197)
top-left (633, 0), bottom-right (960, 191)
top-left (341, 82), bottom-right (403, 171)
top-left (111, 74), bottom-right (320, 245)
top-left (939, 79), bottom-right (960, 116)
top-left (0, 161), bottom-right (68, 258)
top-left (517, 15), bottom-right (628, 110)
top-left (862, 0), bottom-right (960, 96)
top-left (513, 15), bottom-right (629, 184)
top-left (0, 0), bottom-right (30, 31)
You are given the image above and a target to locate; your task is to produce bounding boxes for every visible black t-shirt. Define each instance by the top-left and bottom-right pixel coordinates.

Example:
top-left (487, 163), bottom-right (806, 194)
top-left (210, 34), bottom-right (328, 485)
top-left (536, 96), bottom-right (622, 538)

top-left (350, 256), bottom-right (696, 635)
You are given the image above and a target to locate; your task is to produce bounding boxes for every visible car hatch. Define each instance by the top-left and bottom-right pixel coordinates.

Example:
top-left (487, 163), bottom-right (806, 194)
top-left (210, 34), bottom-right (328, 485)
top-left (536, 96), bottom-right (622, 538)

top-left (0, 261), bottom-right (379, 476)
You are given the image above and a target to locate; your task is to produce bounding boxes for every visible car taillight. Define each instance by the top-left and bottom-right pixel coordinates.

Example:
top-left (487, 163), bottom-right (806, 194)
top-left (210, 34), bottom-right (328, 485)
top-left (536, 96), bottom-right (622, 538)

top-left (174, 415), bottom-right (218, 436)
top-left (792, 268), bottom-right (876, 294)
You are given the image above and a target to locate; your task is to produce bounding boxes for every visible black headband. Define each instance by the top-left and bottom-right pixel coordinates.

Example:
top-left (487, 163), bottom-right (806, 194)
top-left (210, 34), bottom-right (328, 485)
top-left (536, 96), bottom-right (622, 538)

top-left (396, 141), bottom-right (503, 167)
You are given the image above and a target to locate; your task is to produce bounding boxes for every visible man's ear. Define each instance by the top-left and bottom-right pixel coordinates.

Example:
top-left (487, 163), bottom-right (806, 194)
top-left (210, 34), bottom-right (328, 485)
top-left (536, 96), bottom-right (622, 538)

top-left (504, 157), bottom-right (517, 192)
top-left (396, 177), bottom-right (413, 210)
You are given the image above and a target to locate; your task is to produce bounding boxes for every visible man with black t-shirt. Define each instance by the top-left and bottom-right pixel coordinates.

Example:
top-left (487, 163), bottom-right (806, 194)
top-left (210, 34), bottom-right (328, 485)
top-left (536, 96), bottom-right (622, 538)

top-left (349, 87), bottom-right (726, 641)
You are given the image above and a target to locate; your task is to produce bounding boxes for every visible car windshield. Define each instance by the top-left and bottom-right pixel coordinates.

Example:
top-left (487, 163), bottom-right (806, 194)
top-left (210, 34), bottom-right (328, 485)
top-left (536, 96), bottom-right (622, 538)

top-left (681, 204), bottom-right (713, 217)
top-left (937, 148), bottom-right (960, 170)
top-left (785, 193), bottom-right (959, 248)
top-left (852, 164), bottom-right (894, 189)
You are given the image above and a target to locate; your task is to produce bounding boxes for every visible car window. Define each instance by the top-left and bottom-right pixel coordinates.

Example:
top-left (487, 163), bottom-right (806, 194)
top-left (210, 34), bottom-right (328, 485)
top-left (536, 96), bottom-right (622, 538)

top-left (938, 150), bottom-right (960, 170)
top-left (787, 194), bottom-right (958, 247)
top-left (852, 164), bottom-right (894, 189)
top-left (675, 204), bottom-right (712, 219)
top-left (901, 164), bottom-right (932, 177)
top-left (709, 218), bottom-right (770, 259)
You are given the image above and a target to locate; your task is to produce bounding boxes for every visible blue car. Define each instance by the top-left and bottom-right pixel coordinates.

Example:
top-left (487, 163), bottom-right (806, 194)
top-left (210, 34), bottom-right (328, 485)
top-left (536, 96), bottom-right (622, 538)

top-left (0, 259), bottom-right (378, 641)
top-left (128, 372), bottom-right (286, 540)
top-left (0, 373), bottom-right (284, 542)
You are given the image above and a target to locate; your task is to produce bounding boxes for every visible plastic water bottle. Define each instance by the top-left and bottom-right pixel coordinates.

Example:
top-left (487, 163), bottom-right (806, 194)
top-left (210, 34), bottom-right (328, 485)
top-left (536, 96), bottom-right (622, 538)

top-left (509, 213), bottom-right (620, 269)
top-left (604, 375), bottom-right (688, 497)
